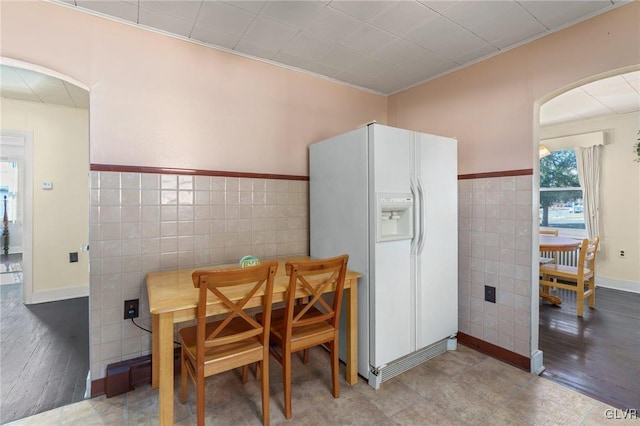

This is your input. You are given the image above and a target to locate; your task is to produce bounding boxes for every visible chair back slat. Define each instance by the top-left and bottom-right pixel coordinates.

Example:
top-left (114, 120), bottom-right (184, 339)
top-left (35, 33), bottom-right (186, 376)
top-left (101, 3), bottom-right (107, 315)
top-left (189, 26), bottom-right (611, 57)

top-left (283, 255), bottom-right (349, 339)
top-left (191, 261), bottom-right (278, 361)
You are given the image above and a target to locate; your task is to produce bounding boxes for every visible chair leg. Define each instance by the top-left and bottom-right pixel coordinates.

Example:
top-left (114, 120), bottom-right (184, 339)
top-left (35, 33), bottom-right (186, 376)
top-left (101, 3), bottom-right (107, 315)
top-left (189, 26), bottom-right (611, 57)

top-left (180, 349), bottom-right (187, 404)
top-left (241, 364), bottom-right (249, 383)
top-left (588, 278), bottom-right (596, 308)
top-left (302, 348), bottom-right (310, 364)
top-left (197, 372), bottom-right (205, 426)
top-left (576, 279), bottom-right (585, 317)
top-left (261, 356), bottom-right (270, 426)
top-left (283, 349), bottom-right (292, 419)
top-left (330, 341), bottom-right (340, 399)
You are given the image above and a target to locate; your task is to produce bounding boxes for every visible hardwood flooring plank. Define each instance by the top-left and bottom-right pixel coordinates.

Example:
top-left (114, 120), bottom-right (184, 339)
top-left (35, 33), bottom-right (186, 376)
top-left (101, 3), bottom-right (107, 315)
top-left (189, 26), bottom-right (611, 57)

top-left (0, 277), bottom-right (89, 424)
top-left (540, 287), bottom-right (640, 410)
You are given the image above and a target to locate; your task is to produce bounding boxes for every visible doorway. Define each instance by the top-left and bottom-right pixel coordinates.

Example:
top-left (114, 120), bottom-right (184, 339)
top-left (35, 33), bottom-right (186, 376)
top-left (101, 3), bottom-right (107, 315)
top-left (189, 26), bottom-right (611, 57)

top-left (535, 68), bottom-right (640, 409)
top-left (0, 60), bottom-right (91, 422)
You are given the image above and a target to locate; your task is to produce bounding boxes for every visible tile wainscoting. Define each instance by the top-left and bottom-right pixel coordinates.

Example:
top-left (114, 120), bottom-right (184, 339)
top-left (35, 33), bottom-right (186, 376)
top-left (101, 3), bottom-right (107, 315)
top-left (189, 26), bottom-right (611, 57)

top-left (87, 166), bottom-right (535, 389)
top-left (458, 173), bottom-right (534, 359)
top-left (89, 169), bottom-right (309, 382)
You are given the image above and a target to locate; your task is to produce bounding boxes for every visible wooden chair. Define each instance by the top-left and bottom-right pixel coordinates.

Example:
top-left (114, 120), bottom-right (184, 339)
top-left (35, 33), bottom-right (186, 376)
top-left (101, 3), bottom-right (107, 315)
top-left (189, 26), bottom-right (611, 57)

top-left (540, 237), bottom-right (599, 317)
top-left (539, 229), bottom-right (559, 264)
top-left (179, 261), bottom-right (278, 426)
top-left (257, 254), bottom-right (349, 419)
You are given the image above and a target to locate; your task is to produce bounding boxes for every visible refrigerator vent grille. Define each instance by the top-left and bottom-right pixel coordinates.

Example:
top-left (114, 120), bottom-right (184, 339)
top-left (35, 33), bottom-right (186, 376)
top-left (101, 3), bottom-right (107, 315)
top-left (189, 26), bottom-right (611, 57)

top-left (378, 339), bottom-right (448, 384)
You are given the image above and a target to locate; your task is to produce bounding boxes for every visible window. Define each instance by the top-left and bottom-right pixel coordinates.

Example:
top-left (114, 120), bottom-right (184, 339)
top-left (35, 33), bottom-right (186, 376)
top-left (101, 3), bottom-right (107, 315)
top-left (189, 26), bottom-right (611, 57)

top-left (539, 150), bottom-right (585, 231)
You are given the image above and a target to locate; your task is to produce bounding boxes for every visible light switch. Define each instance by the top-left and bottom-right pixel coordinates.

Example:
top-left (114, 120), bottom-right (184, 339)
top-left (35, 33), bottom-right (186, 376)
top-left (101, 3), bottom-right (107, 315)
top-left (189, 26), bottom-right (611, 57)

top-left (41, 182), bottom-right (53, 190)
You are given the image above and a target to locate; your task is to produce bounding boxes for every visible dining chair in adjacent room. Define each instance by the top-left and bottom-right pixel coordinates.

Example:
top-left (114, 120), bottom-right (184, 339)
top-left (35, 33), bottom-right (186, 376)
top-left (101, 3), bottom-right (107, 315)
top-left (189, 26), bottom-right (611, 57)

top-left (179, 261), bottom-right (278, 426)
top-left (539, 229), bottom-right (559, 264)
top-left (257, 254), bottom-right (349, 419)
top-left (540, 237), bottom-right (600, 317)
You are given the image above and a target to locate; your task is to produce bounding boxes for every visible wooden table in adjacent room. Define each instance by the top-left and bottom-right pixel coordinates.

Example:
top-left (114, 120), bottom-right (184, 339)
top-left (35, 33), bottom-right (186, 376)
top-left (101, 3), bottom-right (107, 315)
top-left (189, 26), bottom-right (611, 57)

top-left (146, 256), bottom-right (360, 426)
top-left (539, 235), bottom-right (581, 305)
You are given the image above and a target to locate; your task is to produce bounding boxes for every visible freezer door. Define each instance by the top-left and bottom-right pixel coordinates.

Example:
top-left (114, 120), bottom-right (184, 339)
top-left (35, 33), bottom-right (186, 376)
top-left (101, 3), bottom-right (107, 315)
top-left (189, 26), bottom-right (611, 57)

top-left (310, 126), bottom-right (371, 378)
top-left (369, 124), bottom-right (414, 368)
top-left (414, 133), bottom-right (458, 348)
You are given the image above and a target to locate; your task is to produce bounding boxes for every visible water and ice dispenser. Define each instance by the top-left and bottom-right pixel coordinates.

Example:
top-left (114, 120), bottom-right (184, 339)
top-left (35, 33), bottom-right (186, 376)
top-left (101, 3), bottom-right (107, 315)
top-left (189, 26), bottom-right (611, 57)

top-left (376, 194), bottom-right (414, 242)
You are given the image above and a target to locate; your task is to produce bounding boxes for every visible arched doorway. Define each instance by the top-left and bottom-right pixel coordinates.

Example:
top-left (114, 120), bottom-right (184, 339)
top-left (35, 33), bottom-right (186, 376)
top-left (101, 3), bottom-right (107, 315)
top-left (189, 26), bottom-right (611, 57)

top-left (533, 66), bottom-right (640, 408)
top-left (0, 58), bottom-right (91, 422)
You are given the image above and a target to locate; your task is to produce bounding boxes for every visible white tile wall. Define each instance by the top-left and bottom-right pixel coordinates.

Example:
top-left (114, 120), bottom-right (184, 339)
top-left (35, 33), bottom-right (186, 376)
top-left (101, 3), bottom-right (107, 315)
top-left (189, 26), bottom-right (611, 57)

top-left (89, 171), bottom-right (309, 380)
top-left (458, 175), bottom-right (533, 357)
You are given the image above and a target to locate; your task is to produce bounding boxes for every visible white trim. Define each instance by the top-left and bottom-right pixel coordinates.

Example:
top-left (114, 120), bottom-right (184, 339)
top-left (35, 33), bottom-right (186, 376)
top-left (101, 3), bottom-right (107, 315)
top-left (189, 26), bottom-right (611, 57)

top-left (597, 276), bottom-right (640, 294)
top-left (531, 350), bottom-right (545, 375)
top-left (0, 57), bottom-right (89, 92)
top-left (29, 284), bottom-right (89, 304)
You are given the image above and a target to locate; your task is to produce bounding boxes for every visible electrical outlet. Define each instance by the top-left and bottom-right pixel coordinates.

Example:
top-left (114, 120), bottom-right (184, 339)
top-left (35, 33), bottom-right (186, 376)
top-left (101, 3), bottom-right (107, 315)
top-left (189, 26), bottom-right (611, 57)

top-left (124, 299), bottom-right (139, 319)
top-left (485, 285), bottom-right (496, 303)
top-left (619, 250), bottom-right (626, 258)
top-left (69, 252), bottom-right (78, 263)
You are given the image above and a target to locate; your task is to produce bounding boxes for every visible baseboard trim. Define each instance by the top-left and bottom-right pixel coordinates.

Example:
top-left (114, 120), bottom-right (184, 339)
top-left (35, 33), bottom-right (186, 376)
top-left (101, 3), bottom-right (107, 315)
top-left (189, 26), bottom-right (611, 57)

top-left (91, 377), bottom-right (105, 398)
top-left (596, 277), bottom-right (640, 294)
top-left (457, 332), bottom-right (530, 371)
top-left (91, 348), bottom-right (181, 398)
top-left (28, 285), bottom-right (89, 304)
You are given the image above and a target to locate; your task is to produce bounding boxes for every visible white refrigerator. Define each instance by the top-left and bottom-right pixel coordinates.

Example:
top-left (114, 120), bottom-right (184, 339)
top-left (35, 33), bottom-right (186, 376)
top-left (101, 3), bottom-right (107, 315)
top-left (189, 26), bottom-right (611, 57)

top-left (309, 123), bottom-right (458, 389)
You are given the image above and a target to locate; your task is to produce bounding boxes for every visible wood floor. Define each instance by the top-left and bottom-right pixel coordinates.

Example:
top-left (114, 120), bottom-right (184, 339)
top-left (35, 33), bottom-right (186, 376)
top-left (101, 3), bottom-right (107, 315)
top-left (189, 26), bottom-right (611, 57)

top-left (539, 286), bottom-right (640, 410)
top-left (0, 255), bottom-right (90, 424)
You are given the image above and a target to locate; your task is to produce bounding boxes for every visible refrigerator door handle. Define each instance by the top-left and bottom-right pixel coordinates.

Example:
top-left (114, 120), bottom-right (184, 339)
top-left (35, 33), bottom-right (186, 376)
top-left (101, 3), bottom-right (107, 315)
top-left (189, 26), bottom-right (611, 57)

top-left (410, 177), bottom-right (419, 254)
top-left (417, 177), bottom-right (426, 255)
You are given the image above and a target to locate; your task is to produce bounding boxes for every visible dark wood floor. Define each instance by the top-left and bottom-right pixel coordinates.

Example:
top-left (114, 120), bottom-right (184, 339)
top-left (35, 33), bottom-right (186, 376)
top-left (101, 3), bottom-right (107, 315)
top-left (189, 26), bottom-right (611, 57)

top-left (539, 286), bottom-right (640, 410)
top-left (0, 255), bottom-right (89, 424)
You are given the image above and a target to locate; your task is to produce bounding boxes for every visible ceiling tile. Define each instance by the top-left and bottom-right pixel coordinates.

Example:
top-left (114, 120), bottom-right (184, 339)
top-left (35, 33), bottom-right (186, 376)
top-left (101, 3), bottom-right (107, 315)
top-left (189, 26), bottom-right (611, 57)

top-left (328, 1), bottom-right (394, 22)
top-left (271, 51), bottom-right (342, 78)
top-left (139, 6), bottom-right (194, 37)
top-left (346, 56), bottom-right (396, 79)
top-left (234, 38), bottom-right (280, 60)
top-left (64, 82), bottom-right (90, 108)
top-left (466, 5), bottom-right (548, 49)
top-left (303, 7), bottom-right (364, 43)
top-left (405, 15), bottom-right (496, 63)
top-left (76, 0), bottom-right (138, 23)
top-left (435, 1), bottom-right (515, 29)
top-left (0, 87), bottom-right (41, 103)
top-left (259, 1), bottom-right (327, 29)
top-left (519, 1), bottom-right (612, 29)
top-left (138, 1), bottom-right (201, 22)
top-left (321, 45), bottom-right (365, 69)
top-left (195, 1), bottom-right (256, 36)
top-left (190, 25), bottom-right (241, 50)
top-left (622, 71), bottom-right (640, 92)
top-left (368, 1), bottom-right (438, 37)
top-left (282, 32), bottom-right (335, 62)
top-left (224, 1), bottom-right (267, 14)
top-left (339, 24), bottom-right (397, 54)
top-left (416, 1), bottom-right (456, 14)
top-left (242, 16), bottom-right (299, 50)
top-left (539, 103), bottom-right (584, 125)
top-left (369, 38), bottom-right (427, 65)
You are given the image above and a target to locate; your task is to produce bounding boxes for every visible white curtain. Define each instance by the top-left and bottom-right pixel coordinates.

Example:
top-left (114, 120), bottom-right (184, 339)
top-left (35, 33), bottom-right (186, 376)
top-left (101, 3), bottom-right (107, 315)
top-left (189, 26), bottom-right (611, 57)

top-left (575, 145), bottom-right (601, 239)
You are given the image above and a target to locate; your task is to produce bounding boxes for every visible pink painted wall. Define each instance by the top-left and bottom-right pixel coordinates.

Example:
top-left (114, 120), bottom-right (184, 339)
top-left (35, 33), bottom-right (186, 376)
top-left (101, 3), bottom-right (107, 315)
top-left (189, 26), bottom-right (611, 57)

top-left (0, 1), bottom-right (387, 176)
top-left (388, 2), bottom-right (640, 175)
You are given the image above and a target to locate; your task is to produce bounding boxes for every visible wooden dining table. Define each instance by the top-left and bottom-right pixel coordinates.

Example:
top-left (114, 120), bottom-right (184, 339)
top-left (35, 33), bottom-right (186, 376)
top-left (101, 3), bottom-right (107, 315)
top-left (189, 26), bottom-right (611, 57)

top-left (539, 235), bottom-right (581, 305)
top-left (146, 256), bottom-right (361, 426)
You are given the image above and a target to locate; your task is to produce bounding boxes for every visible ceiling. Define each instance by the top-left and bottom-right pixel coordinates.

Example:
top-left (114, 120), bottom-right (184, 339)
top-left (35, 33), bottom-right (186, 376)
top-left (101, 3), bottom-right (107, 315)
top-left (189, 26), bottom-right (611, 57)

top-left (47, 0), bottom-right (628, 96)
top-left (2, 1), bottom-right (637, 126)
top-left (540, 70), bottom-right (640, 126)
top-left (0, 65), bottom-right (89, 109)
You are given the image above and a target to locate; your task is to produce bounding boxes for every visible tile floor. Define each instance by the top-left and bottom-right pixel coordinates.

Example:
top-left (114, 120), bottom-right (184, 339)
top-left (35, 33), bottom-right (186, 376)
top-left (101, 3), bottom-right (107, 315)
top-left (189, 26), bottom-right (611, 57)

top-left (6, 345), bottom-right (635, 425)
